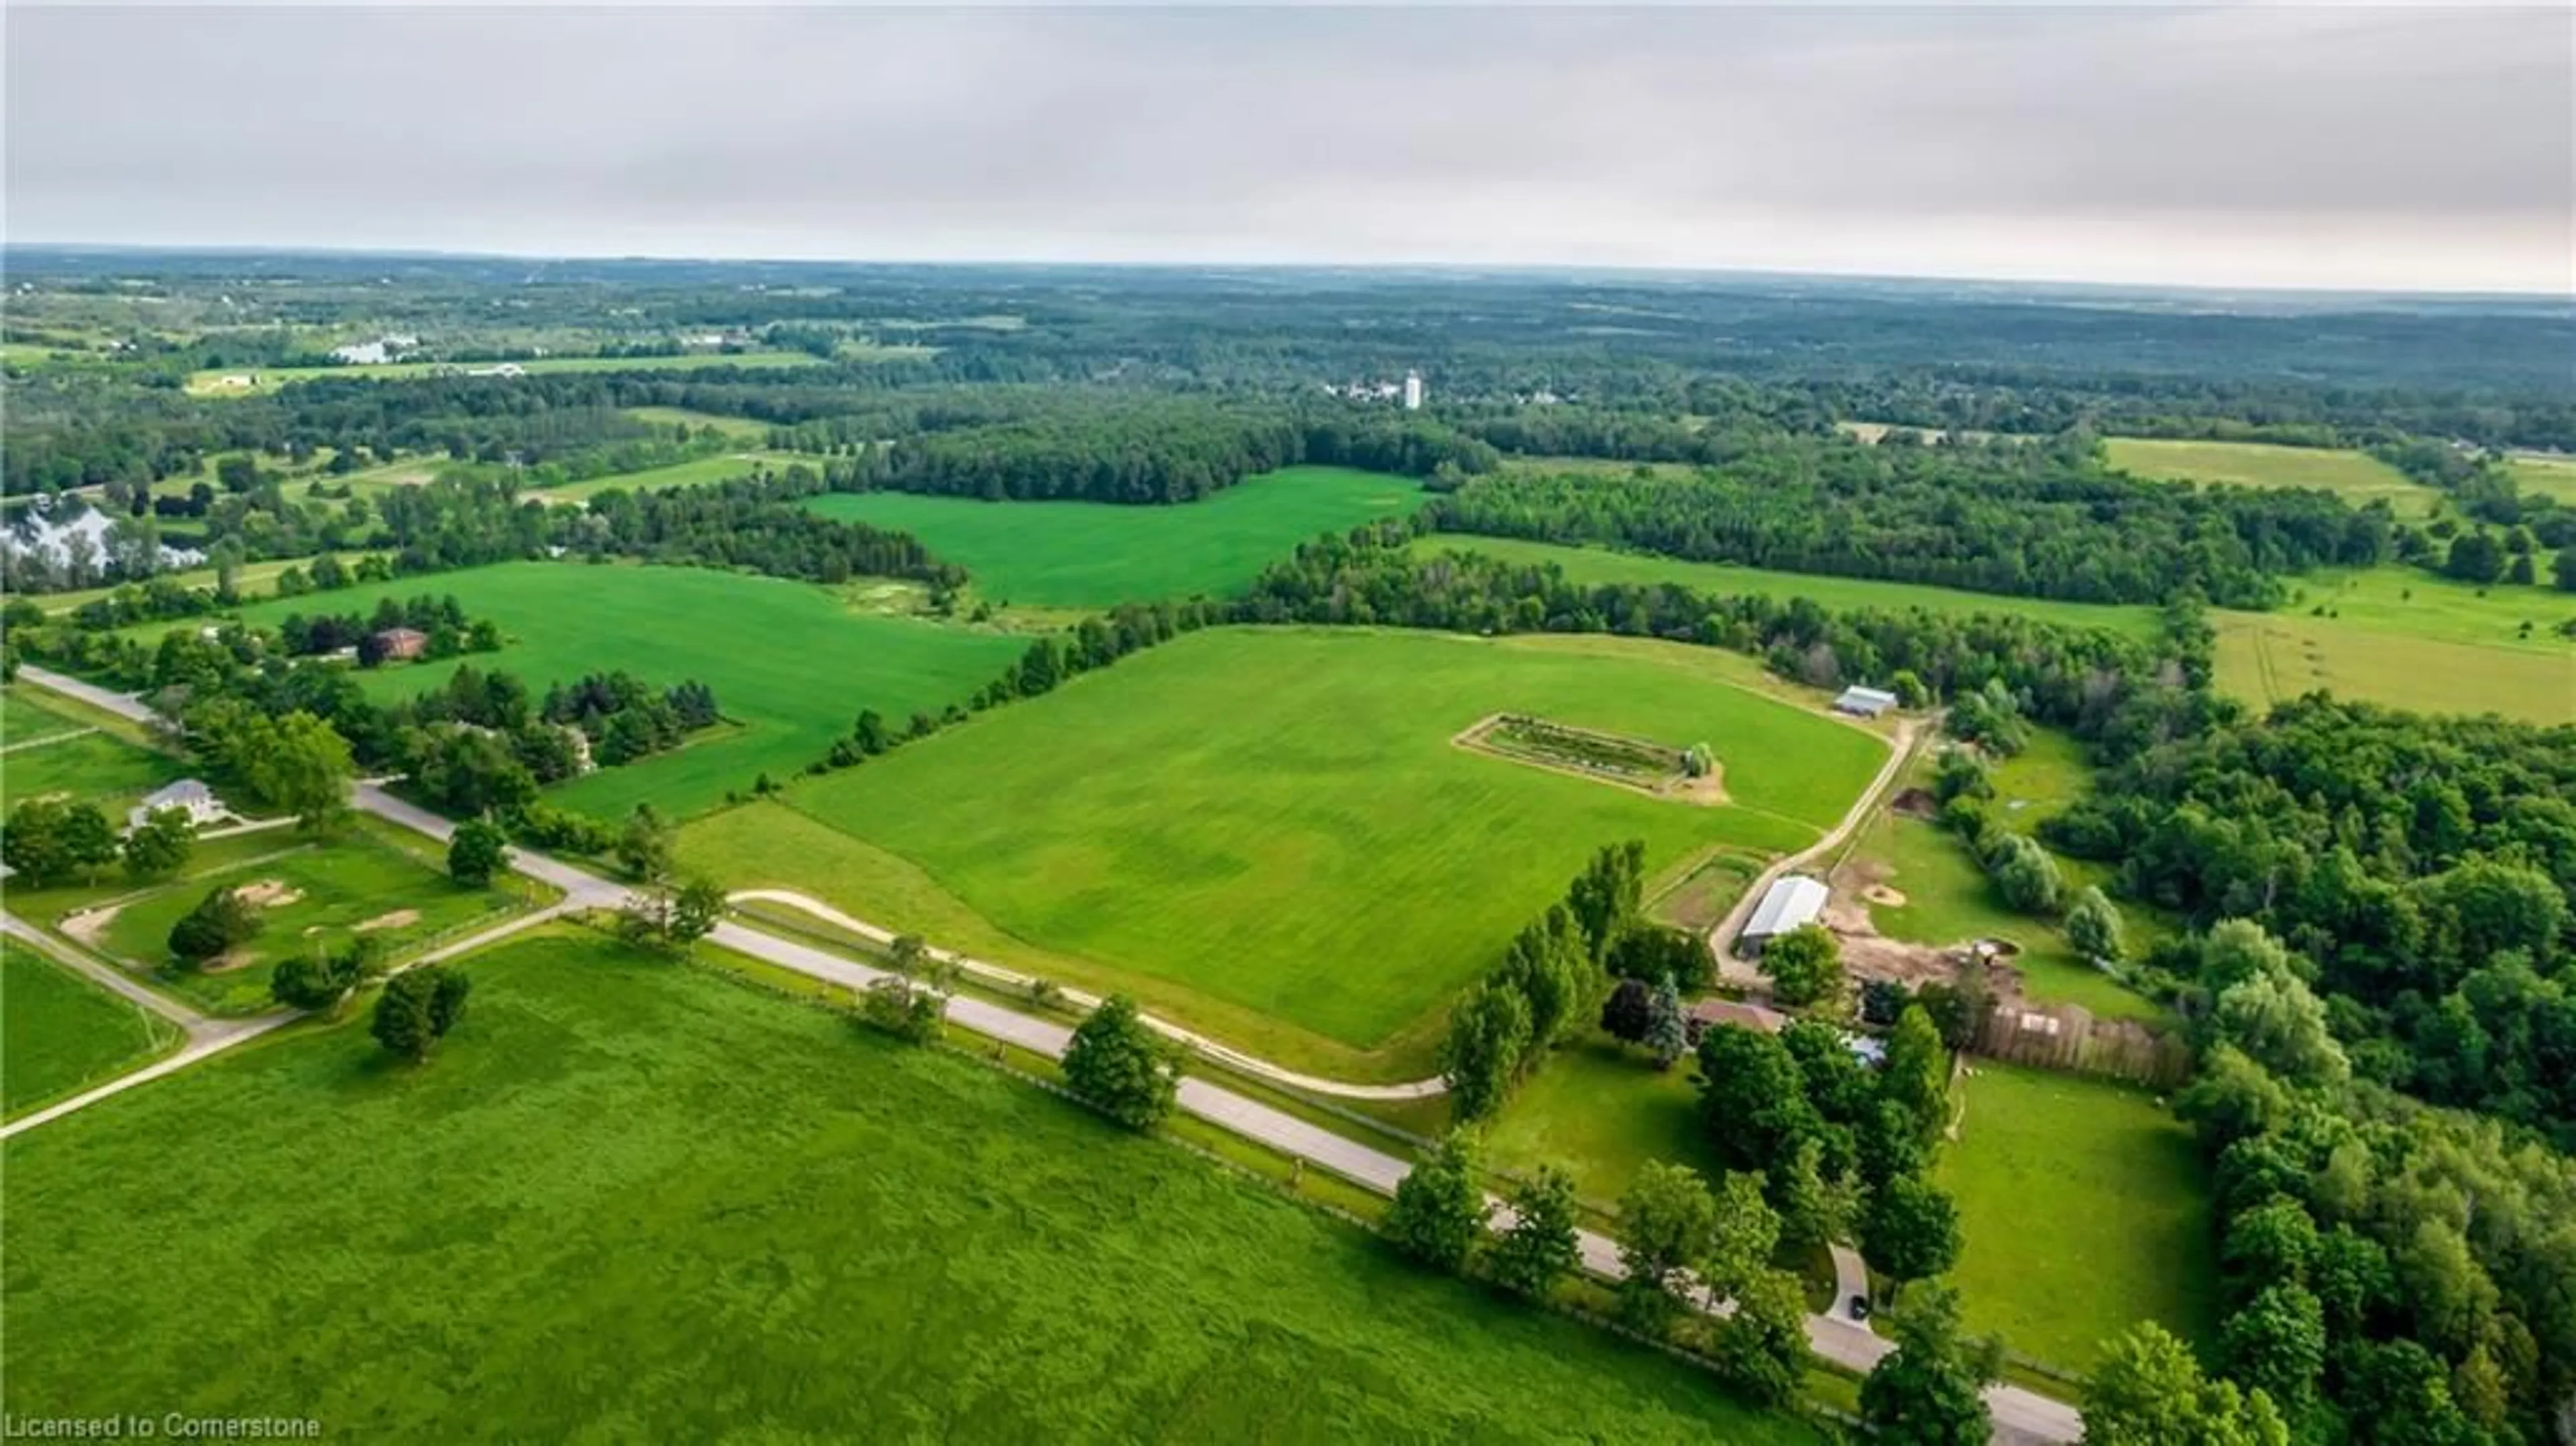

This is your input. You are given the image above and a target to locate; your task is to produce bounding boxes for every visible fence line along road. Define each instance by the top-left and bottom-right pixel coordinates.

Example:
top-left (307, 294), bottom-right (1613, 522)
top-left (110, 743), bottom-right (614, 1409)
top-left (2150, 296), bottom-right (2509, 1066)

top-left (13, 666), bottom-right (2081, 1444)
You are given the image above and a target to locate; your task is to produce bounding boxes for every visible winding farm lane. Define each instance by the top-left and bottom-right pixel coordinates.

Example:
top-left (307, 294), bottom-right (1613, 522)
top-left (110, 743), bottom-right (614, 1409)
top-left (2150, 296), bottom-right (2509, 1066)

top-left (11, 668), bottom-right (2077, 1442)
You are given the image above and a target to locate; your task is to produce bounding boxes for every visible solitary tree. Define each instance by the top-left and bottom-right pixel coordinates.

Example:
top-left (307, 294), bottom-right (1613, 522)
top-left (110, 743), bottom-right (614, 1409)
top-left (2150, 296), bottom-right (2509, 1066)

top-left (1061, 994), bottom-right (1179, 1130)
top-left (169, 886), bottom-right (261, 968)
top-left (270, 936), bottom-right (384, 1015)
top-left (447, 818), bottom-right (509, 887)
top-left (671, 877), bottom-right (727, 945)
top-left (2064, 885), bottom-right (2126, 964)
top-left (1487, 1164), bottom-right (1580, 1300)
top-left (371, 966), bottom-right (471, 1063)
top-left (1858, 1282), bottom-right (2002, 1445)
top-left (614, 803), bottom-right (674, 882)
top-left (1601, 976), bottom-right (1655, 1045)
top-left (1986, 832), bottom-right (2062, 915)
top-left (1758, 923), bottom-right (1843, 1009)
top-left (1644, 974), bottom-right (1689, 1069)
top-left (1384, 1131), bottom-right (1489, 1274)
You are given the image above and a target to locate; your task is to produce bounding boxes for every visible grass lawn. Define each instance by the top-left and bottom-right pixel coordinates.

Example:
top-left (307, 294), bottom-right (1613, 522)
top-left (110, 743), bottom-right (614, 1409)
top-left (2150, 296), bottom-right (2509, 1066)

top-left (0, 930), bottom-right (1821, 1445)
top-left (1935, 1062), bottom-right (2219, 1372)
top-left (25, 553), bottom-right (396, 615)
top-left (183, 350), bottom-right (833, 396)
top-left (94, 825), bottom-right (536, 1015)
top-left (1, 942), bottom-right (179, 1119)
top-left (1485, 1033), bottom-right (1713, 1212)
top-left (2213, 566), bottom-right (2573, 724)
top-left (2102, 437), bottom-right (2440, 515)
top-left (1648, 848), bottom-right (1766, 932)
top-left (2, 686), bottom-right (91, 745)
top-left (750, 627), bottom-right (1885, 1076)
top-left (194, 561), bottom-right (1026, 821)
top-left (2506, 452), bottom-right (2576, 505)
top-left (523, 450), bottom-right (808, 504)
top-left (0, 701), bottom-right (186, 817)
top-left (810, 467), bottom-right (1424, 608)
top-left (1409, 535), bottom-right (2163, 639)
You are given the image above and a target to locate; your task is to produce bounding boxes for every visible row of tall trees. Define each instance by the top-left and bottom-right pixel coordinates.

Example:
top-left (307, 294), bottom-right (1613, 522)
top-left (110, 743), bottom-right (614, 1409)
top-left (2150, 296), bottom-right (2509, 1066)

top-left (1440, 843), bottom-right (1650, 1119)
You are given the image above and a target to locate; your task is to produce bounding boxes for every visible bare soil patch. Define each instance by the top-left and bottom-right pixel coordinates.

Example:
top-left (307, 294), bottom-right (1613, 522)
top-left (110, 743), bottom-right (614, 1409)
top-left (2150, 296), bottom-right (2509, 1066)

top-left (1862, 884), bottom-right (1907, 907)
top-left (59, 905), bottom-right (121, 948)
top-left (1825, 857), bottom-right (2035, 1007)
top-left (232, 879), bottom-right (304, 910)
top-left (1889, 787), bottom-right (1938, 820)
top-left (354, 908), bottom-right (421, 933)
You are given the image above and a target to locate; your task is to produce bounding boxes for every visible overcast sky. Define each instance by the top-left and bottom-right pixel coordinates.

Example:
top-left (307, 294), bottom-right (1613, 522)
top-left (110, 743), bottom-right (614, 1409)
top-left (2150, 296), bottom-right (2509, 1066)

top-left (7, 5), bottom-right (2571, 294)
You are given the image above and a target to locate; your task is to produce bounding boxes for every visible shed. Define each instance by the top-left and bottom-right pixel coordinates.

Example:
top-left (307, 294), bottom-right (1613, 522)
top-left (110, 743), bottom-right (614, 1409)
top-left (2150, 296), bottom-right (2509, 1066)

top-left (1737, 874), bottom-right (1829, 955)
top-left (371, 627), bottom-right (429, 662)
top-left (1833, 685), bottom-right (1900, 718)
top-left (1687, 998), bottom-right (1787, 1037)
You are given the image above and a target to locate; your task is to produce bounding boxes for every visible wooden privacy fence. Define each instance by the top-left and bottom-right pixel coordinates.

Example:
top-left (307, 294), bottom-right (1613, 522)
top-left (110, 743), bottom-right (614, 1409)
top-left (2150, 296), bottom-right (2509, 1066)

top-left (1968, 999), bottom-right (2193, 1088)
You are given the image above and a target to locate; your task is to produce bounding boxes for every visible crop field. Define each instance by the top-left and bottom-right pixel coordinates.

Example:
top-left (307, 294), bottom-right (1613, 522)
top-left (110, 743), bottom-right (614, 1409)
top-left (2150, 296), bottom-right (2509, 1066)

top-left (809, 467), bottom-right (1423, 608)
top-left (1, 942), bottom-right (178, 1119)
top-left (1408, 536), bottom-right (2164, 638)
top-left (183, 350), bottom-right (833, 396)
top-left (755, 627), bottom-right (1886, 1074)
top-left (2506, 452), bottom-right (2576, 504)
top-left (519, 450), bottom-right (806, 504)
top-left (1935, 1062), bottom-right (2219, 1372)
top-left (623, 406), bottom-right (777, 441)
top-left (1464, 714), bottom-right (1697, 794)
top-left (93, 828), bottom-right (522, 1015)
top-left (27, 553), bottom-right (394, 614)
top-left (0, 931), bottom-right (1820, 1446)
top-left (2101, 437), bottom-right (2440, 514)
top-left (2214, 566), bottom-right (2573, 723)
top-left (202, 562), bottom-right (1026, 819)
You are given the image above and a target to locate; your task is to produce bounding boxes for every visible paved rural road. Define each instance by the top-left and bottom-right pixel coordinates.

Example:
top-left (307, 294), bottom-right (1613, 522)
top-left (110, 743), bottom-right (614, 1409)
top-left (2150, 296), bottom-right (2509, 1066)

top-left (1707, 715), bottom-right (1926, 963)
top-left (733, 889), bottom-right (1447, 1101)
top-left (14, 670), bottom-right (2078, 1442)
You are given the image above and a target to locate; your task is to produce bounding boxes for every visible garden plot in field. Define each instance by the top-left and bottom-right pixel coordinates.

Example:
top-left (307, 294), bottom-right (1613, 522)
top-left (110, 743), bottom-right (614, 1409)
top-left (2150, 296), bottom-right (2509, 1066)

top-left (761, 627), bottom-right (1887, 1072)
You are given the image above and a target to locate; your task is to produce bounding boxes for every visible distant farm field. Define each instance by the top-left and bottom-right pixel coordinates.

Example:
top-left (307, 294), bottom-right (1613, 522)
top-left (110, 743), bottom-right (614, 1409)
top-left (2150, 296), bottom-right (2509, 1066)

top-left (753, 627), bottom-right (1886, 1074)
top-left (1936, 1063), bottom-right (2219, 1372)
top-left (183, 350), bottom-right (836, 396)
top-left (1, 942), bottom-right (178, 1119)
top-left (809, 467), bottom-right (1422, 608)
top-left (522, 450), bottom-right (805, 504)
top-left (2213, 566), bottom-right (2573, 723)
top-left (0, 931), bottom-right (1819, 1446)
top-left (1408, 536), bottom-right (2164, 638)
top-left (204, 562), bottom-right (1024, 819)
top-left (623, 406), bottom-right (775, 442)
top-left (2102, 437), bottom-right (2440, 513)
top-left (2506, 452), bottom-right (2576, 503)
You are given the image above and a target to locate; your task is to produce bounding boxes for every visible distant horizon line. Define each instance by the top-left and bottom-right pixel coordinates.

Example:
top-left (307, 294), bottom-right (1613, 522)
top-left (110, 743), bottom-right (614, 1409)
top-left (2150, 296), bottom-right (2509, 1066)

top-left (7, 239), bottom-right (2568, 306)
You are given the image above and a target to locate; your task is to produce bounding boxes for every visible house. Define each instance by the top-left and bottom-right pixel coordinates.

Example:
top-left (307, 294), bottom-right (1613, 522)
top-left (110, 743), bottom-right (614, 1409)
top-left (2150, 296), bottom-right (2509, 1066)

top-left (331, 341), bottom-right (391, 366)
top-left (1737, 874), bottom-right (1829, 956)
top-left (1833, 685), bottom-right (1900, 718)
top-left (371, 626), bottom-right (429, 662)
top-left (127, 779), bottom-right (225, 833)
top-left (1687, 997), bottom-right (1788, 1039)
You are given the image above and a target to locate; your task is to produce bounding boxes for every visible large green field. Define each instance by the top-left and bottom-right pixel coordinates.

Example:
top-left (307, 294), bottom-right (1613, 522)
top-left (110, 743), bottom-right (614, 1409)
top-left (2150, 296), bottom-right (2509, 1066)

top-left (729, 627), bottom-right (1886, 1076)
top-left (1409, 535), bottom-right (2164, 638)
top-left (0, 931), bottom-right (1818, 1445)
top-left (203, 562), bottom-right (1026, 819)
top-left (1935, 1062), bottom-right (2220, 1372)
top-left (1, 942), bottom-right (178, 1119)
top-left (2102, 437), bottom-right (2441, 514)
top-left (2214, 566), bottom-right (2574, 723)
top-left (0, 688), bottom-right (186, 817)
top-left (183, 350), bottom-right (836, 396)
top-left (2506, 452), bottom-right (2576, 504)
top-left (810, 467), bottom-right (1423, 608)
top-left (522, 450), bottom-right (806, 504)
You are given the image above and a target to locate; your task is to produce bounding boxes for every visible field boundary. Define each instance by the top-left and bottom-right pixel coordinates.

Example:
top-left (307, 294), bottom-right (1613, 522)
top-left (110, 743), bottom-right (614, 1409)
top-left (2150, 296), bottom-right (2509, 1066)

top-left (1452, 712), bottom-right (1729, 806)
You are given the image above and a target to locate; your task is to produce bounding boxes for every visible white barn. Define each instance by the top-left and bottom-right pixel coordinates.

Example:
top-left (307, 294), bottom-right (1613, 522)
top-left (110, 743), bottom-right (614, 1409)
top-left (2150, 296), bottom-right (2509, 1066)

top-left (1833, 685), bottom-right (1900, 718)
top-left (1737, 874), bottom-right (1829, 956)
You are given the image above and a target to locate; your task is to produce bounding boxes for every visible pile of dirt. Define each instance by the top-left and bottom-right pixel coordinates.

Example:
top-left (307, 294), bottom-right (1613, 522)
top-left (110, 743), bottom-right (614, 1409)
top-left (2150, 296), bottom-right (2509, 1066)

top-left (354, 909), bottom-right (421, 932)
top-left (1888, 787), bottom-right (1939, 820)
top-left (1862, 884), bottom-right (1907, 907)
top-left (59, 905), bottom-right (120, 947)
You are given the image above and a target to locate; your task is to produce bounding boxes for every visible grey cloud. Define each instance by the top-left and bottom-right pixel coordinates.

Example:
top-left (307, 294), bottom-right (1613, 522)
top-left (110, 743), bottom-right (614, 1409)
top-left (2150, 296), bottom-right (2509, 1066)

top-left (6, 5), bottom-right (2569, 291)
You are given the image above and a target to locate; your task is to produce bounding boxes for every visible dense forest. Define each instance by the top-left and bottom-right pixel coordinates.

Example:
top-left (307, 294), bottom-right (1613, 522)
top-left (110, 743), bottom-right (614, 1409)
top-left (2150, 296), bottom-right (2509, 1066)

top-left (1423, 437), bottom-right (2391, 607)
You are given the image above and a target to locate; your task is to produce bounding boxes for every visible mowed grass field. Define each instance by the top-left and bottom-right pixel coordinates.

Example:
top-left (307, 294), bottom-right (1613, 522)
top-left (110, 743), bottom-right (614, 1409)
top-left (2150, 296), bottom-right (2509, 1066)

top-left (203, 562), bottom-right (1025, 819)
top-left (1, 942), bottom-right (179, 1119)
top-left (623, 405), bottom-right (775, 442)
top-left (0, 931), bottom-right (1820, 1446)
top-left (1485, 1033), bottom-right (1713, 1211)
top-left (521, 450), bottom-right (806, 504)
top-left (2102, 437), bottom-right (2440, 515)
top-left (2214, 566), bottom-right (2574, 723)
top-left (1410, 536), bottom-right (2163, 638)
top-left (750, 627), bottom-right (1886, 1074)
top-left (810, 467), bottom-right (1424, 608)
top-left (0, 688), bottom-right (185, 817)
top-left (183, 350), bottom-right (833, 395)
top-left (97, 828), bottom-right (526, 1015)
top-left (1935, 1062), bottom-right (2220, 1372)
